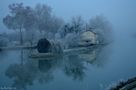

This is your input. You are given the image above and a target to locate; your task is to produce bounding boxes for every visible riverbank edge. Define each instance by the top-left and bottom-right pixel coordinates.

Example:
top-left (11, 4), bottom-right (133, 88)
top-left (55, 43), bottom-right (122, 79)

top-left (108, 77), bottom-right (136, 90)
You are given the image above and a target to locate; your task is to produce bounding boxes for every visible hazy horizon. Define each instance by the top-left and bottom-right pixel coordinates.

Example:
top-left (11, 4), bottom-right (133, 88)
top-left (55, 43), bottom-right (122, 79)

top-left (0, 1), bottom-right (136, 90)
top-left (0, 0), bottom-right (136, 36)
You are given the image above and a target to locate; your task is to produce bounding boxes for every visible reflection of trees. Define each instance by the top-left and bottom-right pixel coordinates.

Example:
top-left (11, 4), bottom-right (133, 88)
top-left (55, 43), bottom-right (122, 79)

top-left (63, 55), bottom-right (86, 81)
top-left (62, 45), bottom-right (111, 80)
top-left (38, 59), bottom-right (61, 73)
top-left (5, 64), bottom-right (37, 90)
top-left (37, 59), bottom-right (62, 84)
top-left (5, 59), bottom-right (56, 90)
top-left (5, 50), bottom-right (63, 90)
top-left (90, 45), bottom-right (112, 67)
top-left (5, 45), bottom-right (110, 90)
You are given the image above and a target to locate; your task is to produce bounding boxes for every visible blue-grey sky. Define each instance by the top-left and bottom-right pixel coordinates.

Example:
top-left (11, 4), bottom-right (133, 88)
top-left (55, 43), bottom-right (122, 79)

top-left (0, 0), bottom-right (136, 35)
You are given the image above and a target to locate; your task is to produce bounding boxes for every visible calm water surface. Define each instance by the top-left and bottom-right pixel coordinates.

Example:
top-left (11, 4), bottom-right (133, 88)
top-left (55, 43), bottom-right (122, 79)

top-left (0, 35), bottom-right (136, 90)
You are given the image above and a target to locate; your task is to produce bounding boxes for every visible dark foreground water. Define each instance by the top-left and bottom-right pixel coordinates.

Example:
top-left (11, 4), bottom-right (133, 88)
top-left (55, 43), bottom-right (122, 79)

top-left (0, 36), bottom-right (136, 90)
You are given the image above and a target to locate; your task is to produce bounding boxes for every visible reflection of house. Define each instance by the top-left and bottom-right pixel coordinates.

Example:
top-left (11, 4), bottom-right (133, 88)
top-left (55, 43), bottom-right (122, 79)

top-left (79, 50), bottom-right (96, 63)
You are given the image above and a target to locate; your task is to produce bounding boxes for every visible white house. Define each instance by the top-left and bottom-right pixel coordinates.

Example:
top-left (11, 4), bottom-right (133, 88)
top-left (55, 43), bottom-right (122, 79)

top-left (78, 31), bottom-right (98, 46)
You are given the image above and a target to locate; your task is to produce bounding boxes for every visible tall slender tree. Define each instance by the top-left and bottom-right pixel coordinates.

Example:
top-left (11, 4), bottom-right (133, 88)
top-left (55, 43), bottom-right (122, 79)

top-left (3, 3), bottom-right (36, 45)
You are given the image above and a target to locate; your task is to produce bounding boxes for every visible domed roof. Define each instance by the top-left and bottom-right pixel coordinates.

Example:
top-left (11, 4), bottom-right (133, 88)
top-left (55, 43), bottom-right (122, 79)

top-left (80, 31), bottom-right (96, 41)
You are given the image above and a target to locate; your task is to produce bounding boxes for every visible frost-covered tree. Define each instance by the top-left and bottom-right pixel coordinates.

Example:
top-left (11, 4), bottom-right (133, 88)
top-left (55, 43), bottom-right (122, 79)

top-left (3, 3), bottom-right (36, 45)
top-left (60, 16), bottom-right (84, 37)
top-left (34, 4), bottom-right (52, 33)
top-left (3, 3), bottom-right (64, 46)
top-left (71, 16), bottom-right (85, 33)
top-left (34, 4), bottom-right (64, 39)
top-left (88, 15), bottom-right (112, 43)
top-left (58, 16), bottom-right (84, 48)
top-left (49, 16), bottom-right (64, 35)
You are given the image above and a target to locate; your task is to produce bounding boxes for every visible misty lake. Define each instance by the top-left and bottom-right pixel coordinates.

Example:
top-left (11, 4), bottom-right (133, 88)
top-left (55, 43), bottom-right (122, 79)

top-left (0, 35), bottom-right (136, 90)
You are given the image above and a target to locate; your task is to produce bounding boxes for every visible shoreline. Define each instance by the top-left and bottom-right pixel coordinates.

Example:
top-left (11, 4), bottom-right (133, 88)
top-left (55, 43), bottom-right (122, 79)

top-left (109, 77), bottom-right (136, 90)
top-left (0, 46), bottom-right (36, 51)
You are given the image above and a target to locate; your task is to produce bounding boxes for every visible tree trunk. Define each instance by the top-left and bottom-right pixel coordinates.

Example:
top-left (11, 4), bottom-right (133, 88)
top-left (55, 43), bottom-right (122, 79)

top-left (19, 27), bottom-right (23, 45)
top-left (30, 32), bottom-right (34, 47)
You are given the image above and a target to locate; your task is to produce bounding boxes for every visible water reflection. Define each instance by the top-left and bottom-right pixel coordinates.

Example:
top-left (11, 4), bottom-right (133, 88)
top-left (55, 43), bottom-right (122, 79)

top-left (5, 45), bottom-right (110, 90)
top-left (63, 54), bottom-right (86, 81)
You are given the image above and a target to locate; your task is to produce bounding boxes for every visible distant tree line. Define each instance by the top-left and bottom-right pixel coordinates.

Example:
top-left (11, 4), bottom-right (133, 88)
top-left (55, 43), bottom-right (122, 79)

top-left (2, 3), bottom-right (112, 46)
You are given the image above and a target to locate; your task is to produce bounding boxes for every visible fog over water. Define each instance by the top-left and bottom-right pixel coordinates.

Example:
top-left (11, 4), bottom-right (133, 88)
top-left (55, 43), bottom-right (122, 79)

top-left (0, 0), bottom-right (136, 90)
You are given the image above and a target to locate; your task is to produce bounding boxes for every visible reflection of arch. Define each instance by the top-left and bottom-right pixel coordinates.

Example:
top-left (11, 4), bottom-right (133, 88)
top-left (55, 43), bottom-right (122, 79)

top-left (39, 60), bottom-right (53, 72)
top-left (38, 59), bottom-right (61, 73)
